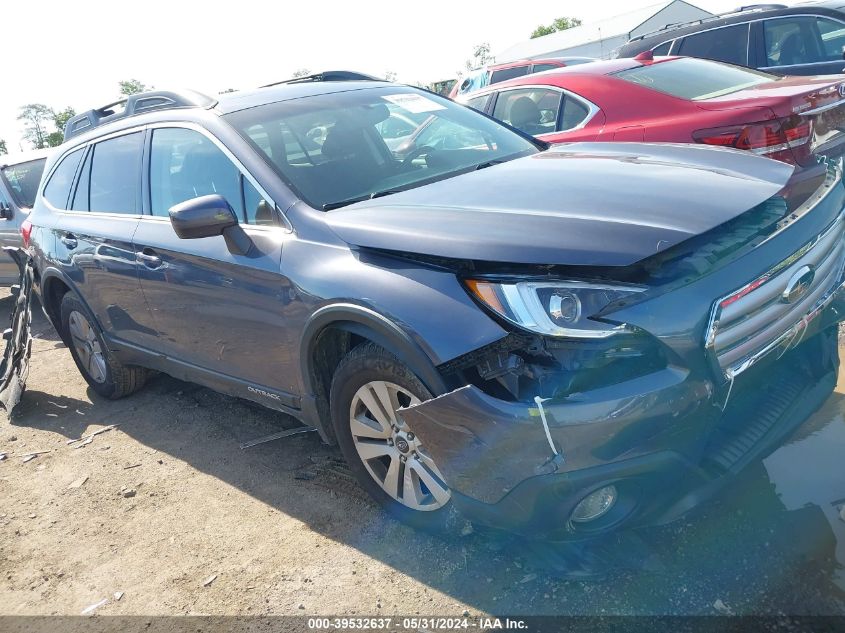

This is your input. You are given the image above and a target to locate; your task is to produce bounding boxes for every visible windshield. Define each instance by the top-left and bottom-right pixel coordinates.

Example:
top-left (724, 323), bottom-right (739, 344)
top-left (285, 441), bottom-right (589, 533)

top-left (1, 158), bottom-right (47, 208)
top-left (614, 58), bottom-right (776, 100)
top-left (224, 87), bottom-right (539, 210)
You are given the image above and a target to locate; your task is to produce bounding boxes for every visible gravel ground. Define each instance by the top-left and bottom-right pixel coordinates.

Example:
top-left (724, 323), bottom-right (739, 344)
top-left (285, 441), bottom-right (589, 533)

top-left (0, 291), bottom-right (843, 617)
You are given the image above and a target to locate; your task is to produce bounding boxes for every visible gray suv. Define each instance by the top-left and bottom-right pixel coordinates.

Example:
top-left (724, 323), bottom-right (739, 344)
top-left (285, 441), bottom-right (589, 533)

top-left (0, 149), bottom-right (49, 284)
top-left (23, 76), bottom-right (845, 538)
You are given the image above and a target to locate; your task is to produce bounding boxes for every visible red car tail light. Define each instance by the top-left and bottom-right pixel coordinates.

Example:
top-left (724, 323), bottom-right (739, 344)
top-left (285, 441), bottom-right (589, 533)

top-left (20, 219), bottom-right (32, 249)
top-left (694, 115), bottom-right (812, 165)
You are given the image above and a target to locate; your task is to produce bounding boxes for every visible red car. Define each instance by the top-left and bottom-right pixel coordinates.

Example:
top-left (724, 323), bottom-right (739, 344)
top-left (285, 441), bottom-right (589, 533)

top-left (448, 57), bottom-right (595, 99)
top-left (456, 54), bottom-right (845, 167)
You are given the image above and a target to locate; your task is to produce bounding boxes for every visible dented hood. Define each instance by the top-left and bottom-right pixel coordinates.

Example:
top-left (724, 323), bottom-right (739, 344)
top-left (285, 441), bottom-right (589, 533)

top-left (325, 143), bottom-right (794, 266)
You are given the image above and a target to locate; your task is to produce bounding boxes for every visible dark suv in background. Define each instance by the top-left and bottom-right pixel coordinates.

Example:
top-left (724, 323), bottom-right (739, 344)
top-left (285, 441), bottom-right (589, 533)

top-left (23, 76), bottom-right (845, 539)
top-left (618, 1), bottom-right (845, 76)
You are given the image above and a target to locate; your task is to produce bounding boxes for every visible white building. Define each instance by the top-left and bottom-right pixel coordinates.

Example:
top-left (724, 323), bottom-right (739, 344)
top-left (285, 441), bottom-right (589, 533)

top-left (497, 1), bottom-right (714, 62)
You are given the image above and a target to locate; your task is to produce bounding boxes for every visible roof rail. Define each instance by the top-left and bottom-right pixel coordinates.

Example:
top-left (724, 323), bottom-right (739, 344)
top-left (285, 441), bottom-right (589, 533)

top-left (260, 70), bottom-right (382, 88)
top-left (63, 89), bottom-right (217, 142)
top-left (630, 3), bottom-right (787, 42)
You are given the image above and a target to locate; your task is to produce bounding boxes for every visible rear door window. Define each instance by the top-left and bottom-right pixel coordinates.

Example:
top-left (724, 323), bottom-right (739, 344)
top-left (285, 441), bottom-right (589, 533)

top-left (43, 149), bottom-right (84, 209)
top-left (678, 23), bottom-right (749, 66)
top-left (614, 57), bottom-right (774, 100)
top-left (531, 63), bottom-right (561, 73)
top-left (492, 88), bottom-right (562, 135)
top-left (489, 65), bottom-right (530, 84)
top-left (87, 133), bottom-right (143, 214)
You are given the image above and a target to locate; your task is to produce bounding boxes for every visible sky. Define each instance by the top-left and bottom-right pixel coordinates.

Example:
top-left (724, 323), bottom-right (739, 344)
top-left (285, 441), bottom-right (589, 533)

top-left (2, 0), bottom-right (758, 151)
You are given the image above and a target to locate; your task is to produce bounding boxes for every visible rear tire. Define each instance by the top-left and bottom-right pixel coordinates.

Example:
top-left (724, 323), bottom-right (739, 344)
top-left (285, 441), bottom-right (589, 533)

top-left (330, 343), bottom-right (455, 532)
top-left (60, 293), bottom-right (147, 399)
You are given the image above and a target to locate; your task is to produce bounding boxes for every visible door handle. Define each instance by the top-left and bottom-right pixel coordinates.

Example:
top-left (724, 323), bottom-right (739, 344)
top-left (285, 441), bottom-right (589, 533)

top-left (60, 233), bottom-right (78, 249)
top-left (136, 248), bottom-right (163, 269)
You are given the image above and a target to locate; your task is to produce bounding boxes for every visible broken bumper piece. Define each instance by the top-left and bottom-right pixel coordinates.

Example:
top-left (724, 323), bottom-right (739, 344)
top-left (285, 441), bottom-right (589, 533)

top-left (0, 249), bottom-right (33, 415)
top-left (400, 327), bottom-right (840, 539)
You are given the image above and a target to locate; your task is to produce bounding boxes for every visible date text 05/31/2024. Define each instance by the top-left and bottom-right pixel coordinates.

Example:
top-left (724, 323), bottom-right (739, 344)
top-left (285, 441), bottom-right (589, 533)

top-left (307, 617), bottom-right (529, 630)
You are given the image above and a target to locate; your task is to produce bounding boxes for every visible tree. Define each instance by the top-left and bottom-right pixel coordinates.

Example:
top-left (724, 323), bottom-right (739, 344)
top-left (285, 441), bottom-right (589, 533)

top-left (465, 42), bottom-right (494, 72)
top-left (18, 104), bottom-right (55, 149)
top-left (292, 68), bottom-right (311, 78)
top-left (218, 88), bottom-right (237, 94)
top-left (45, 107), bottom-right (76, 147)
top-left (118, 79), bottom-right (149, 96)
top-left (531, 16), bottom-right (582, 39)
top-left (0, 139), bottom-right (6, 156)
top-left (384, 70), bottom-right (397, 82)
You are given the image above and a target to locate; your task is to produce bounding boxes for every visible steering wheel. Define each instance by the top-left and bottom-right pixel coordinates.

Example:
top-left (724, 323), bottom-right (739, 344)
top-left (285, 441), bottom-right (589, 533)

top-left (402, 145), bottom-right (435, 168)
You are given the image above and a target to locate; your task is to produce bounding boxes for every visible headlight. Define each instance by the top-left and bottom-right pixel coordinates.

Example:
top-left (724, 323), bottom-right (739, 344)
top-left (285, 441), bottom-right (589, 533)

top-left (465, 280), bottom-right (644, 338)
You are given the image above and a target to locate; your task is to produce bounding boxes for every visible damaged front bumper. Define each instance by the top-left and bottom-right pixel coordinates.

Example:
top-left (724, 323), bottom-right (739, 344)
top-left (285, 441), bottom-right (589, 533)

top-left (402, 307), bottom-right (844, 540)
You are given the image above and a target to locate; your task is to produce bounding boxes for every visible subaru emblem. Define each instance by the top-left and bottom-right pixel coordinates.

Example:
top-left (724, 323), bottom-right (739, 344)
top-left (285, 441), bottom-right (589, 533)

top-left (782, 265), bottom-right (815, 304)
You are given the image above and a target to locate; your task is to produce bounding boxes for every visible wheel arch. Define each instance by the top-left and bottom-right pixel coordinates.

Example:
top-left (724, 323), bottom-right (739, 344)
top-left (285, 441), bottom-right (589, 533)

top-left (299, 303), bottom-right (448, 444)
top-left (39, 268), bottom-right (96, 337)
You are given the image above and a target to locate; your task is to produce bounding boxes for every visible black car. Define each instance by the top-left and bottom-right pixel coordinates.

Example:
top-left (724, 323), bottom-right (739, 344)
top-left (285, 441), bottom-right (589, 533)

top-left (617, 1), bottom-right (845, 76)
top-left (20, 76), bottom-right (845, 539)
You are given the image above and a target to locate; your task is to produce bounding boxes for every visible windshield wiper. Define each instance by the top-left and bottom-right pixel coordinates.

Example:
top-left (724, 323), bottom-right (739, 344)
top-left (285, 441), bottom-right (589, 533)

top-left (322, 190), bottom-right (400, 211)
top-left (475, 159), bottom-right (508, 171)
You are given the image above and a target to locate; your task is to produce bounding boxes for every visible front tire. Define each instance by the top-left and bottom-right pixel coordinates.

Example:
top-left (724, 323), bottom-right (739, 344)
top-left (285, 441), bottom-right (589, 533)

top-left (60, 293), bottom-right (148, 399)
top-left (330, 343), bottom-right (454, 531)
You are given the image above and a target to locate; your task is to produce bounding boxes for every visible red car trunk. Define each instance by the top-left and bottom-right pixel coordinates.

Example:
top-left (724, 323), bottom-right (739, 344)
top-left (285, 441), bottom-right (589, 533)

top-left (693, 75), bottom-right (845, 166)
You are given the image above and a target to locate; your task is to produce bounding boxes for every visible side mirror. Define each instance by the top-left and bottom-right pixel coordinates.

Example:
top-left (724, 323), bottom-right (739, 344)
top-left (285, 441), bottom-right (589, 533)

top-left (169, 194), bottom-right (237, 239)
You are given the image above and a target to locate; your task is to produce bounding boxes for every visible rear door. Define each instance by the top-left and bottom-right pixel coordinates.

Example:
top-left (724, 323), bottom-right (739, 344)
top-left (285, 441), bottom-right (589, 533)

top-left (132, 125), bottom-right (296, 403)
top-left (758, 15), bottom-right (845, 75)
top-left (56, 131), bottom-right (152, 346)
top-left (490, 86), bottom-right (603, 141)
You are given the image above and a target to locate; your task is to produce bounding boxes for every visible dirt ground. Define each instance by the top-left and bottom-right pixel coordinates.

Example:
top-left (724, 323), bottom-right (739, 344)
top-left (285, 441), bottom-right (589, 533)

top-left (0, 290), bottom-right (843, 617)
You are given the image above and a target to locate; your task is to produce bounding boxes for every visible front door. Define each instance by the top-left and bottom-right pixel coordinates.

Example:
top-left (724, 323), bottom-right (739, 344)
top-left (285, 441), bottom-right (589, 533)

top-left (759, 15), bottom-right (845, 75)
top-left (133, 126), bottom-right (297, 401)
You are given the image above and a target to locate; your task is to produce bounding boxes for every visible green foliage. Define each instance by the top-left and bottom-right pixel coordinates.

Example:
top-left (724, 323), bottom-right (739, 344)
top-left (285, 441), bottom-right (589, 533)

top-left (531, 16), bottom-right (582, 39)
top-left (118, 79), bottom-right (149, 96)
top-left (0, 139), bottom-right (7, 155)
top-left (464, 42), bottom-right (494, 73)
top-left (17, 104), bottom-right (54, 149)
top-left (291, 69), bottom-right (311, 78)
top-left (384, 70), bottom-right (397, 82)
top-left (218, 88), bottom-right (237, 94)
top-left (46, 107), bottom-right (77, 146)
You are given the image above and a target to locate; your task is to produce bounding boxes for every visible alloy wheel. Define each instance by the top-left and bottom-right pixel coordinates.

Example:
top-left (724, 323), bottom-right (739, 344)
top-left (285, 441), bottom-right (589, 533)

top-left (349, 380), bottom-right (451, 511)
top-left (67, 310), bottom-right (107, 384)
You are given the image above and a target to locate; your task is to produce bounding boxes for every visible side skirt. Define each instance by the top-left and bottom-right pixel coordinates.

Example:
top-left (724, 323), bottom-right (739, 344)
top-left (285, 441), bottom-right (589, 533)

top-left (106, 337), bottom-right (304, 420)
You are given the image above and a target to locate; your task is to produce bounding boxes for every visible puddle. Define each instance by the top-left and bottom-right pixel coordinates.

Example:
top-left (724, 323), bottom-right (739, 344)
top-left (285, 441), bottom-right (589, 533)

top-left (764, 405), bottom-right (845, 590)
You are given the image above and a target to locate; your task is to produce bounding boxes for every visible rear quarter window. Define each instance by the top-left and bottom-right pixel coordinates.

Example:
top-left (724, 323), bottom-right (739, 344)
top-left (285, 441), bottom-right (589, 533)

top-left (614, 57), bottom-right (775, 100)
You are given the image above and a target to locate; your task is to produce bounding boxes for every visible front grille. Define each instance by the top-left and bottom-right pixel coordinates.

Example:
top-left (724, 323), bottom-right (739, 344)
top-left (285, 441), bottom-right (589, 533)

top-left (708, 212), bottom-right (845, 377)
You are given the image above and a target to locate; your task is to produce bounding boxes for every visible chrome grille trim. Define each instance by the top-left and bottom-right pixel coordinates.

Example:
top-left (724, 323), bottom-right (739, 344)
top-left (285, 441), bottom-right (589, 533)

top-left (706, 207), bottom-right (845, 380)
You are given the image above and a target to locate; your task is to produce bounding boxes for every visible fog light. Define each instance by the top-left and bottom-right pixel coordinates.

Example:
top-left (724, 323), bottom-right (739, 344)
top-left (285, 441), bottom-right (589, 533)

top-left (571, 485), bottom-right (618, 523)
